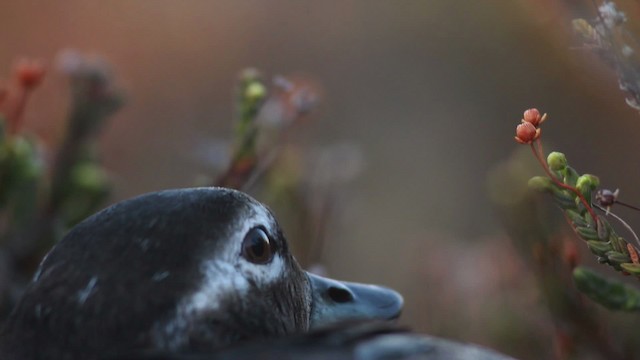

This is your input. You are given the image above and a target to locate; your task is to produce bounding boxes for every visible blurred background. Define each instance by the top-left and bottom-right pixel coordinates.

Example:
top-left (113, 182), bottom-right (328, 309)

top-left (3, 1), bottom-right (640, 359)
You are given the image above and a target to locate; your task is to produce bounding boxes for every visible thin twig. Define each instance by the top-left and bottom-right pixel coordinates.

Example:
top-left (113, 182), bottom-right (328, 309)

top-left (595, 203), bottom-right (640, 249)
top-left (615, 200), bottom-right (640, 212)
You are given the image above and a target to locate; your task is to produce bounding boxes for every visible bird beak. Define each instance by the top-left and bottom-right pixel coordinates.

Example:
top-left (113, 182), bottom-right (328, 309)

top-left (306, 272), bottom-right (404, 329)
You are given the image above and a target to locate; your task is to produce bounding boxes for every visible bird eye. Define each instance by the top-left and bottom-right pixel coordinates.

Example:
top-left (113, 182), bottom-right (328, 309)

top-left (241, 227), bottom-right (274, 264)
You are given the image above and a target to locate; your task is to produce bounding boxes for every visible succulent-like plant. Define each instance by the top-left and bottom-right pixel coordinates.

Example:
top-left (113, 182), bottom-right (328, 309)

top-left (514, 107), bottom-right (640, 311)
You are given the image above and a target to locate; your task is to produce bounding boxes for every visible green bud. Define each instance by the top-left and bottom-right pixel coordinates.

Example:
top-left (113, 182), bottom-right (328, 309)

top-left (547, 152), bottom-right (567, 171)
top-left (0, 136), bottom-right (42, 225)
top-left (245, 82), bottom-right (267, 103)
top-left (234, 68), bottom-right (267, 155)
top-left (12, 137), bottom-right (31, 158)
top-left (71, 162), bottom-right (108, 192)
top-left (581, 174), bottom-right (600, 187)
top-left (9, 137), bottom-right (42, 182)
top-left (576, 175), bottom-right (598, 191)
top-left (62, 162), bottom-right (110, 227)
top-left (528, 176), bottom-right (553, 192)
top-left (576, 174), bottom-right (599, 200)
top-left (573, 266), bottom-right (640, 311)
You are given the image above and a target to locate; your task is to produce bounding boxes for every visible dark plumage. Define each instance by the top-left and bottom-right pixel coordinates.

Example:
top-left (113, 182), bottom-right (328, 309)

top-left (0, 188), bottom-right (406, 359)
top-left (0, 187), bottom-right (514, 360)
top-left (113, 321), bottom-right (515, 360)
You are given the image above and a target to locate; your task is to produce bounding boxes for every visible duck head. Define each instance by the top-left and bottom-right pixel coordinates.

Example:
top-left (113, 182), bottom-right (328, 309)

top-left (1, 187), bottom-right (402, 358)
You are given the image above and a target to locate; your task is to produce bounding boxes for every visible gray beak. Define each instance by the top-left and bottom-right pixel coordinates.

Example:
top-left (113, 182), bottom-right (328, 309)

top-left (307, 272), bottom-right (404, 329)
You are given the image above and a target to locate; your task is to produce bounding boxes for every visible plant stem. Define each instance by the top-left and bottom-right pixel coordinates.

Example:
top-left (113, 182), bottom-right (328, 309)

top-left (530, 141), bottom-right (599, 224)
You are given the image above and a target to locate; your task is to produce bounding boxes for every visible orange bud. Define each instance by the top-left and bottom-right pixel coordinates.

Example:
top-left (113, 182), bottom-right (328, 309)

top-left (628, 244), bottom-right (639, 265)
top-left (563, 241), bottom-right (579, 269)
top-left (14, 59), bottom-right (45, 91)
top-left (514, 122), bottom-right (541, 144)
top-left (523, 108), bottom-right (541, 125)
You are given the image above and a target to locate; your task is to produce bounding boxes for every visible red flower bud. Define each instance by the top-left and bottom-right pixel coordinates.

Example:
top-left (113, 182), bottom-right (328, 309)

top-left (514, 122), bottom-right (541, 144)
top-left (563, 240), bottom-right (579, 269)
top-left (522, 108), bottom-right (547, 127)
top-left (14, 59), bottom-right (45, 91)
top-left (523, 108), bottom-right (540, 122)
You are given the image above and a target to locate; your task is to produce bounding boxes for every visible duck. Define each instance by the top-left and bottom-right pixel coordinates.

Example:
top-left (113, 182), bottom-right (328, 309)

top-left (0, 187), bottom-right (512, 360)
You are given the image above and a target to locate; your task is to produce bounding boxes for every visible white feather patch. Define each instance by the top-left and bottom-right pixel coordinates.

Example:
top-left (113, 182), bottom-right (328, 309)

top-left (152, 200), bottom-right (285, 350)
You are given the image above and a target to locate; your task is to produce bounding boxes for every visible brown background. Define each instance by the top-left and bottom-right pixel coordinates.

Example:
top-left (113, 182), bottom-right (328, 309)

top-left (3, 1), bottom-right (640, 358)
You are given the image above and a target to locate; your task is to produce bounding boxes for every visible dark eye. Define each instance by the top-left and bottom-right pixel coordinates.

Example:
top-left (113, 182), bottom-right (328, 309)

top-left (241, 227), bottom-right (274, 264)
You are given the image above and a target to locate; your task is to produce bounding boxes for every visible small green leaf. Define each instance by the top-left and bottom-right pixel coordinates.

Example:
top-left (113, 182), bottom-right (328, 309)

top-left (606, 251), bottom-right (631, 266)
top-left (566, 209), bottom-right (587, 227)
top-left (563, 166), bottom-right (580, 187)
top-left (596, 218), bottom-right (609, 241)
top-left (576, 226), bottom-right (600, 241)
top-left (621, 263), bottom-right (640, 276)
top-left (527, 177), bottom-right (576, 208)
top-left (586, 240), bottom-right (612, 256)
top-left (573, 266), bottom-right (640, 311)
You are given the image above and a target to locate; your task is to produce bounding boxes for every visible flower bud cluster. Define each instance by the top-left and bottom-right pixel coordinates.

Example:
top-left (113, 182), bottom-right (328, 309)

top-left (516, 107), bottom-right (640, 279)
top-left (514, 108), bottom-right (546, 144)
